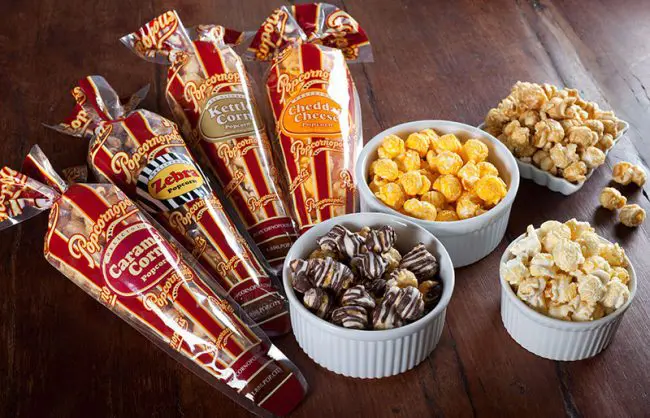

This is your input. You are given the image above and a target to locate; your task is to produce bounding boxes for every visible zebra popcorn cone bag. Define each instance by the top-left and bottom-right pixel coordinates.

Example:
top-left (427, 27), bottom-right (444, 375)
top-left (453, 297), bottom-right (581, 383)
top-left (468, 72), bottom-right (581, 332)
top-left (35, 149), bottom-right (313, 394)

top-left (245, 3), bottom-right (372, 234)
top-left (1, 146), bottom-right (307, 417)
top-left (48, 76), bottom-right (292, 336)
top-left (121, 11), bottom-right (297, 270)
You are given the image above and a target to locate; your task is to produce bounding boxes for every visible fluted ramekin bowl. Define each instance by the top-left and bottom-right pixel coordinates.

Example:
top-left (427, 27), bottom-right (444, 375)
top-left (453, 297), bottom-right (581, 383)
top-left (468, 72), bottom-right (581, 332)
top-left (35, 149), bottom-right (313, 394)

top-left (283, 212), bottom-right (455, 378)
top-left (356, 120), bottom-right (520, 267)
top-left (500, 232), bottom-right (637, 361)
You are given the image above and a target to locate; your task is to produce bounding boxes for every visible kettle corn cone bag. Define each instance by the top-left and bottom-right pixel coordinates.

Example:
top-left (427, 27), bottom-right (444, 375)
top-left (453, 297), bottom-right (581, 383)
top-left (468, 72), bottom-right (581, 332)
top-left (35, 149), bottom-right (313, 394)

top-left (3, 146), bottom-right (307, 417)
top-left (121, 11), bottom-right (297, 270)
top-left (245, 3), bottom-right (371, 234)
top-left (48, 76), bottom-right (291, 336)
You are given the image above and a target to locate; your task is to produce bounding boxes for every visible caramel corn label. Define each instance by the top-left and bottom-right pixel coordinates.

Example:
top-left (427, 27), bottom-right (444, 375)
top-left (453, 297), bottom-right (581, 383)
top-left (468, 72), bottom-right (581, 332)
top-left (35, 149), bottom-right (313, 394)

top-left (278, 89), bottom-right (342, 138)
top-left (199, 92), bottom-right (262, 142)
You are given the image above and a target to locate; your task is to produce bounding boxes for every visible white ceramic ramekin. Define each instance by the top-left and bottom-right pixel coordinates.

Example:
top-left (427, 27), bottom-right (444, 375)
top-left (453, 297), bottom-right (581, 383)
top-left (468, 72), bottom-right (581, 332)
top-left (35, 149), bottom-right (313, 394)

top-left (282, 213), bottom-right (455, 378)
top-left (500, 233), bottom-right (637, 361)
top-left (478, 121), bottom-right (629, 195)
top-left (356, 120), bottom-right (520, 268)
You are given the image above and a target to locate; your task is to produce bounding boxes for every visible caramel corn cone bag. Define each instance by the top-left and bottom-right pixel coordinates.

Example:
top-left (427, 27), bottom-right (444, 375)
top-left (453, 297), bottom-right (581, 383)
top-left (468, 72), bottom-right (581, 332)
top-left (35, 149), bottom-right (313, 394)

top-left (245, 3), bottom-right (371, 234)
top-left (47, 76), bottom-right (291, 336)
top-left (121, 11), bottom-right (297, 270)
top-left (2, 146), bottom-right (307, 417)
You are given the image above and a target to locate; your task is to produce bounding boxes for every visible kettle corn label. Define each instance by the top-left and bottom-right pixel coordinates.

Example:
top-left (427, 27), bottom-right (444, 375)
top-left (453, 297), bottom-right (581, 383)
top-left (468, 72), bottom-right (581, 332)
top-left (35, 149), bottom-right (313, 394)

top-left (199, 92), bottom-right (261, 142)
top-left (136, 152), bottom-right (209, 212)
top-left (279, 89), bottom-right (342, 138)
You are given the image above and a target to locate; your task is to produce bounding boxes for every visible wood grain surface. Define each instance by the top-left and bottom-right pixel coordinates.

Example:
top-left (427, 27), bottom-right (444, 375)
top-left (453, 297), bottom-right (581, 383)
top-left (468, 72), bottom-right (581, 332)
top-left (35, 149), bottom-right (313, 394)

top-left (1, 0), bottom-right (648, 417)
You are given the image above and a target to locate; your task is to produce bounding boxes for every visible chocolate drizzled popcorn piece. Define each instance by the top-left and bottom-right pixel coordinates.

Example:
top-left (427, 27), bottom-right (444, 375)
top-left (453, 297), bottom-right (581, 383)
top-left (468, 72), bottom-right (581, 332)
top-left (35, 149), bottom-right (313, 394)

top-left (290, 259), bottom-right (314, 294)
top-left (395, 286), bottom-right (425, 321)
top-left (303, 288), bottom-right (333, 318)
top-left (311, 257), bottom-right (355, 294)
top-left (341, 285), bottom-right (376, 310)
top-left (331, 306), bottom-right (369, 329)
top-left (419, 280), bottom-right (442, 308)
top-left (352, 251), bottom-right (388, 281)
top-left (372, 286), bottom-right (404, 330)
top-left (317, 225), bottom-right (365, 259)
top-left (365, 225), bottom-right (396, 253)
top-left (389, 269), bottom-right (418, 288)
top-left (399, 243), bottom-right (438, 281)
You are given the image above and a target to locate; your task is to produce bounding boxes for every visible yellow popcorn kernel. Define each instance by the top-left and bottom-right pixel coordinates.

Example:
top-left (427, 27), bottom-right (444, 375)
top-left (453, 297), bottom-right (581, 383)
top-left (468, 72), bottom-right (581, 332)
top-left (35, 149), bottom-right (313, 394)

top-left (399, 171), bottom-right (424, 196)
top-left (461, 139), bottom-right (489, 163)
top-left (375, 183), bottom-right (406, 210)
top-left (418, 174), bottom-right (432, 195)
top-left (433, 174), bottom-right (463, 202)
top-left (378, 134), bottom-right (405, 159)
top-left (368, 175), bottom-right (389, 193)
top-left (394, 150), bottom-right (421, 172)
top-left (433, 151), bottom-right (464, 175)
top-left (403, 198), bottom-right (437, 221)
top-left (474, 175), bottom-right (507, 206)
top-left (371, 158), bottom-right (399, 181)
top-left (421, 190), bottom-right (446, 208)
top-left (456, 191), bottom-right (483, 220)
top-left (405, 132), bottom-right (430, 157)
top-left (420, 128), bottom-right (440, 148)
top-left (431, 134), bottom-right (462, 154)
top-left (457, 161), bottom-right (480, 190)
top-left (436, 209), bottom-right (459, 222)
top-left (477, 161), bottom-right (499, 178)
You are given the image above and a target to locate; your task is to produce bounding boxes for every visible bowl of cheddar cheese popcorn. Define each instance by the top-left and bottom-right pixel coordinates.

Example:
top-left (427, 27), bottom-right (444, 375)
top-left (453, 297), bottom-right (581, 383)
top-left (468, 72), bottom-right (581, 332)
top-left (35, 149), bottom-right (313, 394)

top-left (500, 219), bottom-right (637, 361)
top-left (482, 81), bottom-right (629, 195)
top-left (356, 120), bottom-right (519, 267)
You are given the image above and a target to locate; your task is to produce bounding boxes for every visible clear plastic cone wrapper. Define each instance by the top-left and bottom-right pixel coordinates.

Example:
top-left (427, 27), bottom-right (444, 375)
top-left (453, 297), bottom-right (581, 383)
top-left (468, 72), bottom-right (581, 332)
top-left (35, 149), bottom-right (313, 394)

top-left (121, 11), bottom-right (297, 269)
top-left (48, 76), bottom-right (291, 336)
top-left (1, 146), bottom-right (307, 417)
top-left (245, 3), bottom-right (371, 234)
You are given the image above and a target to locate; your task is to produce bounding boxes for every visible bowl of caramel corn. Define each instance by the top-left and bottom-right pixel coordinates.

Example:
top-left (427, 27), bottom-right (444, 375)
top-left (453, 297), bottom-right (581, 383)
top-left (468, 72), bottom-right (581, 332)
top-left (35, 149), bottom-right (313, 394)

top-left (500, 219), bottom-right (637, 361)
top-left (481, 81), bottom-right (629, 195)
top-left (356, 120), bottom-right (520, 267)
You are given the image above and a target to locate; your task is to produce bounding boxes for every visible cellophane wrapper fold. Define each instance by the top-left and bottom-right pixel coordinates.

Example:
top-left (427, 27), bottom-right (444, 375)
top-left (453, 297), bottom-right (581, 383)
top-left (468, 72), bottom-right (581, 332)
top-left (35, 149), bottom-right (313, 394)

top-left (245, 3), bottom-right (371, 234)
top-left (121, 11), bottom-right (298, 270)
top-left (48, 75), bottom-right (291, 336)
top-left (0, 146), bottom-right (308, 417)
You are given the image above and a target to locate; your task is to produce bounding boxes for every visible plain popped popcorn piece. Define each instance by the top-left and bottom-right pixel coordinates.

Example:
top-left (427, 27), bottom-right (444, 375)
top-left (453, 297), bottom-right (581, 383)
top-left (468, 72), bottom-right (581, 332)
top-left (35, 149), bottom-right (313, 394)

top-left (547, 303), bottom-right (574, 320)
top-left (539, 221), bottom-right (571, 253)
top-left (572, 301), bottom-right (604, 322)
top-left (601, 279), bottom-right (630, 311)
top-left (581, 255), bottom-right (612, 275)
top-left (599, 187), bottom-right (627, 210)
top-left (576, 232), bottom-right (601, 258)
top-left (529, 253), bottom-right (556, 277)
top-left (577, 274), bottom-right (605, 304)
top-left (565, 218), bottom-right (594, 240)
top-left (599, 243), bottom-right (628, 267)
top-left (517, 277), bottom-right (548, 311)
top-left (619, 204), bottom-right (646, 227)
top-left (544, 274), bottom-right (577, 304)
top-left (552, 239), bottom-right (585, 272)
top-left (510, 225), bottom-right (542, 259)
top-left (611, 267), bottom-right (630, 285)
top-left (501, 257), bottom-right (529, 286)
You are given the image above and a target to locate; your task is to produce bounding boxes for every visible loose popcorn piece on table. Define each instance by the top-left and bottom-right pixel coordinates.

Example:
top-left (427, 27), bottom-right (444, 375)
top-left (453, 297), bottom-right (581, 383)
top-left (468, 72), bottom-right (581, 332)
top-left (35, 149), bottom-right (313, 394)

top-left (612, 161), bottom-right (647, 187)
top-left (619, 204), bottom-right (646, 227)
top-left (505, 219), bottom-right (632, 322)
top-left (484, 81), bottom-right (626, 184)
top-left (599, 187), bottom-right (627, 210)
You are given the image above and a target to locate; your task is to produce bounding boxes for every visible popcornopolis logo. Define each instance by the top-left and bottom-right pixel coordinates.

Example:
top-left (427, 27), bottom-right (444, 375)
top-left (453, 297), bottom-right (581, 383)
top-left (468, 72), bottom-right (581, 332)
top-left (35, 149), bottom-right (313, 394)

top-left (199, 91), bottom-right (262, 142)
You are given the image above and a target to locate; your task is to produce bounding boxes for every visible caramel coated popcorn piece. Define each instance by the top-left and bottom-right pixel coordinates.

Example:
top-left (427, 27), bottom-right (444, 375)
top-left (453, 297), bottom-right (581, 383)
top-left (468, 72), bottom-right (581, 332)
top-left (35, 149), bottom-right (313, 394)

top-left (619, 204), bottom-right (646, 227)
top-left (599, 187), bottom-right (627, 210)
top-left (612, 161), bottom-right (646, 186)
top-left (562, 161), bottom-right (587, 183)
top-left (388, 269), bottom-right (418, 289)
top-left (533, 119), bottom-right (564, 148)
top-left (581, 146), bottom-right (606, 169)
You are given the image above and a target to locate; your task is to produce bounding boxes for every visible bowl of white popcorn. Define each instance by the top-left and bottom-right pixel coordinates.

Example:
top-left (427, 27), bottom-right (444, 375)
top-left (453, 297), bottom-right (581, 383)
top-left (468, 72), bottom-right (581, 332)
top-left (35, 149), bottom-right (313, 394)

top-left (499, 219), bottom-right (637, 361)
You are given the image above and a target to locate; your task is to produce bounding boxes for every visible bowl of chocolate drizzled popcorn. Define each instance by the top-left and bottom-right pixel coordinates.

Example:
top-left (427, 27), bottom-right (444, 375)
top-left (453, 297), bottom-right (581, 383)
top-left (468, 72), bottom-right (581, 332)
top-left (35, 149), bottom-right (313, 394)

top-left (481, 81), bottom-right (629, 195)
top-left (283, 213), bottom-right (455, 378)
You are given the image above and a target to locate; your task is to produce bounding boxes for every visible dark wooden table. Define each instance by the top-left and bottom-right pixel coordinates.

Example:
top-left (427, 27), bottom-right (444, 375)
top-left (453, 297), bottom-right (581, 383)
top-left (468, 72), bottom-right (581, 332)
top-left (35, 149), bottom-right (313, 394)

top-left (1, 0), bottom-right (649, 417)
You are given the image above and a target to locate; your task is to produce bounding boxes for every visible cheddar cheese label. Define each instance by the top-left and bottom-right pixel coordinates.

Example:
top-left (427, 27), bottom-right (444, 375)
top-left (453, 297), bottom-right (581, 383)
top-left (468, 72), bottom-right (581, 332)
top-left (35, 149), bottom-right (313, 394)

top-left (278, 89), bottom-right (342, 138)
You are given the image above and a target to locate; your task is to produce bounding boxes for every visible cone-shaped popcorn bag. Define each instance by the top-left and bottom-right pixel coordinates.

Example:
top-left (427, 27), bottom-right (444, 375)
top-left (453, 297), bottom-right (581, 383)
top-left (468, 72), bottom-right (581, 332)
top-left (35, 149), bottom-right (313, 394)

top-left (121, 11), bottom-right (297, 270)
top-left (47, 76), bottom-right (291, 337)
top-left (2, 146), bottom-right (307, 417)
top-left (245, 3), bottom-right (371, 234)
